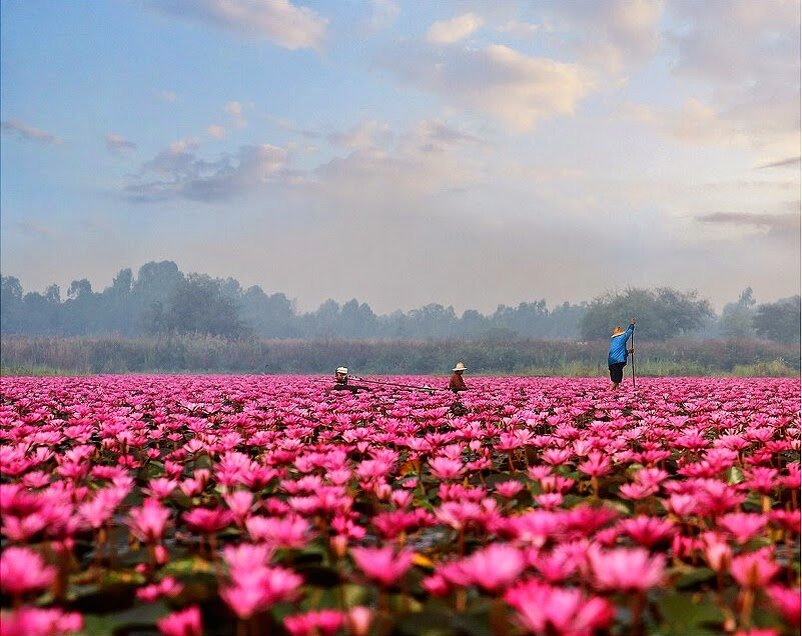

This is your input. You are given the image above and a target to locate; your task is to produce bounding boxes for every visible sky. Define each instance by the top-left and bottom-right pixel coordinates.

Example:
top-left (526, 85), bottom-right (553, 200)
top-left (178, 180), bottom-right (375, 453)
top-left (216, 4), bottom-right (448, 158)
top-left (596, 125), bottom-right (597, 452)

top-left (1, 0), bottom-right (799, 314)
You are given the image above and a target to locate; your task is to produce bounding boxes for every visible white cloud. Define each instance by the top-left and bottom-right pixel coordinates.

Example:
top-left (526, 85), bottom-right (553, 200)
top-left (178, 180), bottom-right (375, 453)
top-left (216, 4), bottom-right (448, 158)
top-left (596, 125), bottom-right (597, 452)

top-left (546, 0), bottom-right (664, 74)
top-left (363, 0), bottom-right (399, 32)
top-left (168, 137), bottom-right (200, 154)
top-left (316, 118), bottom-right (482, 201)
top-left (426, 12), bottom-right (484, 45)
top-left (224, 101), bottom-right (243, 116)
top-left (327, 120), bottom-right (392, 150)
top-left (224, 101), bottom-right (249, 128)
top-left (17, 219), bottom-right (56, 238)
top-left (207, 124), bottom-right (226, 139)
top-left (384, 43), bottom-right (596, 130)
top-left (105, 133), bottom-right (137, 154)
top-left (665, 0), bottom-right (799, 153)
top-left (147, 0), bottom-right (328, 50)
top-left (497, 20), bottom-right (539, 38)
top-left (125, 142), bottom-right (289, 202)
top-left (159, 90), bottom-right (178, 102)
top-left (1, 119), bottom-right (63, 145)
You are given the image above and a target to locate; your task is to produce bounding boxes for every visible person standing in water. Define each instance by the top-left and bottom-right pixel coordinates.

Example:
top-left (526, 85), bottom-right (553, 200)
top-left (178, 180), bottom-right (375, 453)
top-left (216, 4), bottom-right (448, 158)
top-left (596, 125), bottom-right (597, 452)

top-left (608, 319), bottom-right (635, 391)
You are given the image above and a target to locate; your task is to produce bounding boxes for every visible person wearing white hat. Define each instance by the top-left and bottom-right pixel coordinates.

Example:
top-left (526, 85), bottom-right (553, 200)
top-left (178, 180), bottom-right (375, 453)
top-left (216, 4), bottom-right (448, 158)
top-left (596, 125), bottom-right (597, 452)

top-left (331, 366), bottom-right (369, 394)
top-left (449, 362), bottom-right (468, 393)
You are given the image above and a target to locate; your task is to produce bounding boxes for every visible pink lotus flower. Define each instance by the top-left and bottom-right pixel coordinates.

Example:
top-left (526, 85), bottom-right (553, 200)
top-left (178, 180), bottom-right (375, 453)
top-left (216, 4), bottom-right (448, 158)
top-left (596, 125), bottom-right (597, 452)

top-left (618, 482), bottom-right (657, 500)
top-left (700, 532), bottom-right (732, 572)
top-left (587, 546), bottom-right (665, 591)
top-left (284, 609), bottom-right (344, 636)
top-left (435, 501), bottom-right (484, 530)
top-left (220, 566), bottom-right (303, 619)
top-left (509, 509), bottom-right (561, 547)
top-left (495, 480), bottom-right (524, 498)
top-left (531, 548), bottom-right (579, 583)
top-left (766, 585), bottom-right (801, 626)
top-left (2, 512), bottom-right (49, 542)
top-left (127, 498), bottom-right (170, 543)
top-left (143, 477), bottom-right (178, 500)
top-left (734, 628), bottom-right (779, 636)
top-left (664, 493), bottom-right (697, 516)
top-left (136, 576), bottom-right (184, 602)
top-left (346, 606), bottom-right (372, 636)
top-left (222, 542), bottom-right (273, 573)
top-left (578, 451), bottom-right (611, 478)
top-left (182, 507), bottom-right (233, 534)
top-left (428, 457), bottom-right (464, 480)
top-left (618, 516), bottom-right (675, 547)
top-left (718, 513), bottom-right (768, 544)
top-left (156, 605), bottom-right (202, 636)
top-left (505, 579), bottom-right (614, 636)
top-left (534, 492), bottom-right (563, 509)
top-left (372, 510), bottom-right (424, 539)
top-left (0, 606), bottom-right (83, 636)
top-left (446, 543), bottom-right (525, 592)
top-left (223, 490), bottom-right (254, 524)
top-left (541, 448), bottom-right (573, 466)
top-left (351, 546), bottom-right (413, 586)
top-left (0, 547), bottom-right (56, 596)
top-left (730, 549), bottom-right (780, 587)
top-left (246, 515), bottom-right (313, 549)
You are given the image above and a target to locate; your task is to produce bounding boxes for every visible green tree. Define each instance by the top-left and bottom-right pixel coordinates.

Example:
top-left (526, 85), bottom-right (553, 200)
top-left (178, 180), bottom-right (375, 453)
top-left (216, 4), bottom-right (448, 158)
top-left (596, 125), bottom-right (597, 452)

top-left (753, 296), bottom-right (801, 344)
top-left (0, 276), bottom-right (24, 332)
top-left (719, 287), bottom-right (756, 338)
top-left (580, 287), bottom-right (713, 341)
top-left (163, 274), bottom-right (248, 338)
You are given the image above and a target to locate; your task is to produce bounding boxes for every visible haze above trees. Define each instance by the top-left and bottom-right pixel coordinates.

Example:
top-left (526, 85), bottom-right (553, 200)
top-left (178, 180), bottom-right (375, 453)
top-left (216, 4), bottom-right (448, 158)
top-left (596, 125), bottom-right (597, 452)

top-left (1, 261), bottom-right (799, 344)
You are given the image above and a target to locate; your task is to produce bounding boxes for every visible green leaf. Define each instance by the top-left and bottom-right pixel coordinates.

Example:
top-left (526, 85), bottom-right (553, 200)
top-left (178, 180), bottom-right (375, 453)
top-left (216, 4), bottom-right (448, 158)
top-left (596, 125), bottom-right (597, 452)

top-left (655, 592), bottom-right (723, 636)
top-left (79, 601), bottom-right (169, 636)
top-left (726, 466), bottom-right (744, 485)
top-left (671, 566), bottom-right (716, 590)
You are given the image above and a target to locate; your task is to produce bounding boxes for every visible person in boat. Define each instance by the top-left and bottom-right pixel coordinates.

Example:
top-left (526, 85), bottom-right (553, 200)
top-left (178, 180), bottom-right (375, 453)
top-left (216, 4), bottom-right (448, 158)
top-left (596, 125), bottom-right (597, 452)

top-left (449, 362), bottom-right (468, 393)
top-left (608, 319), bottom-right (635, 391)
top-left (330, 366), bottom-right (369, 393)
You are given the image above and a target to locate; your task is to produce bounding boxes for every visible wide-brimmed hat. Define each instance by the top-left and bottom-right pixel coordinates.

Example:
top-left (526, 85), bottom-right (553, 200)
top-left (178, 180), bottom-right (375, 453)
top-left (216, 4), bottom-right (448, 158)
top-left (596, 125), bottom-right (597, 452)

top-left (452, 362), bottom-right (467, 372)
top-left (336, 366), bottom-right (348, 374)
top-left (611, 327), bottom-right (625, 336)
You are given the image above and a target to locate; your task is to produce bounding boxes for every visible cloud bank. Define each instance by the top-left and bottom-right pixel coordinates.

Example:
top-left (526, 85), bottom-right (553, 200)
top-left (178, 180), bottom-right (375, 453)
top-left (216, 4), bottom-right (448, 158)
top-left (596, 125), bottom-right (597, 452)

top-left (2, 119), bottom-right (63, 145)
top-left (147, 0), bottom-right (328, 50)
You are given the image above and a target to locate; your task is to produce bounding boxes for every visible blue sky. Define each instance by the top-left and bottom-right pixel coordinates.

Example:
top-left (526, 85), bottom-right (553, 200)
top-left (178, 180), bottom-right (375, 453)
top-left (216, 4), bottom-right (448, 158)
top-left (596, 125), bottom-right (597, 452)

top-left (2, 0), bottom-right (799, 313)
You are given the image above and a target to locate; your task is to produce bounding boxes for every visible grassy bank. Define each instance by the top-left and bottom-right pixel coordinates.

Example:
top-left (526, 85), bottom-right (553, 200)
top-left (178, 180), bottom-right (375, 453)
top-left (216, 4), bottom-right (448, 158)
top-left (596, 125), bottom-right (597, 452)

top-left (1, 334), bottom-right (798, 377)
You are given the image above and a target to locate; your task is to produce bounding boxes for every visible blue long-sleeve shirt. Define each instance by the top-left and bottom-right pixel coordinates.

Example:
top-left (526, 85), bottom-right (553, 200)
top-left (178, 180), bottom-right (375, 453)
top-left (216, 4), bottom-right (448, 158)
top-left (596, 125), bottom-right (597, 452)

top-left (608, 324), bottom-right (635, 365)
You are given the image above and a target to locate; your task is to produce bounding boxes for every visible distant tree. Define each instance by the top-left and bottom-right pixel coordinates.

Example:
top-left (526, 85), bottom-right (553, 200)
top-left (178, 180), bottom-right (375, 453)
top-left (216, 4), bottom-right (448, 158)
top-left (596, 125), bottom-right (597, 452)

top-left (110, 268), bottom-right (133, 296)
top-left (305, 299), bottom-right (341, 338)
top-left (459, 309), bottom-right (489, 339)
top-left (240, 286), bottom-right (299, 338)
top-left (44, 284), bottom-right (61, 304)
top-left (132, 261), bottom-right (184, 334)
top-left (67, 279), bottom-right (92, 299)
top-left (63, 279), bottom-right (101, 335)
top-left (719, 287), bottom-right (757, 338)
top-left (162, 274), bottom-right (248, 338)
top-left (407, 304), bottom-right (458, 339)
top-left (492, 300), bottom-right (548, 337)
top-left (0, 276), bottom-right (24, 332)
top-left (96, 268), bottom-right (136, 335)
top-left (753, 296), bottom-right (801, 344)
top-left (580, 287), bottom-right (713, 341)
top-left (340, 299), bottom-right (378, 338)
top-left (546, 301), bottom-right (588, 338)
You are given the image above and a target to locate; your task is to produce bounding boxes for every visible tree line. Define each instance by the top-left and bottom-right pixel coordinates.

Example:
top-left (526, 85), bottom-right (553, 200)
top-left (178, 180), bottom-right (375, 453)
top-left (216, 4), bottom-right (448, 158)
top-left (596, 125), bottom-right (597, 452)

top-left (1, 261), bottom-right (799, 344)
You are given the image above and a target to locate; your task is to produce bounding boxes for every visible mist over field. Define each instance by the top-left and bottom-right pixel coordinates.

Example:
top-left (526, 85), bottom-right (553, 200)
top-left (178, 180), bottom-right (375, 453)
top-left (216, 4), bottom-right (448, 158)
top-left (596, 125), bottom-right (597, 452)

top-left (2, 0), bottom-right (799, 318)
